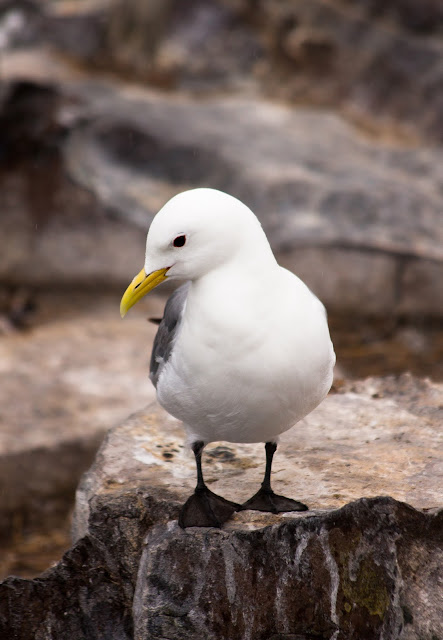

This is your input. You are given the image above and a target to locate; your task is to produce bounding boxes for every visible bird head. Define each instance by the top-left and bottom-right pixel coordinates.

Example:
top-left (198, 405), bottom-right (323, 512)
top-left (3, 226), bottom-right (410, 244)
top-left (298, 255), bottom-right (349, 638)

top-left (120, 187), bottom-right (272, 317)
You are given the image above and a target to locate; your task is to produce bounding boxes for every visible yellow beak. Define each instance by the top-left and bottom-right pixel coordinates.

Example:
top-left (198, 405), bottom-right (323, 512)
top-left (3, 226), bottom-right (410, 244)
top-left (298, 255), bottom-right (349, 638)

top-left (120, 267), bottom-right (169, 317)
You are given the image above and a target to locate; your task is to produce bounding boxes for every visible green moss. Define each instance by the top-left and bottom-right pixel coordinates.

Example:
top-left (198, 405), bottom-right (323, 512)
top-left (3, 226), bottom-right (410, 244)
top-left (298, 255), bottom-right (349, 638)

top-left (329, 528), bottom-right (391, 621)
top-left (341, 556), bottom-right (390, 619)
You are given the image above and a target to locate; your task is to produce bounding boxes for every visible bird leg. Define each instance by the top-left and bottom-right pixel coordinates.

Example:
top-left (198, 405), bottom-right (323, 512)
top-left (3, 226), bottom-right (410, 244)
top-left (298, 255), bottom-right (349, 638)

top-left (240, 441), bottom-right (308, 513)
top-left (178, 441), bottom-right (240, 528)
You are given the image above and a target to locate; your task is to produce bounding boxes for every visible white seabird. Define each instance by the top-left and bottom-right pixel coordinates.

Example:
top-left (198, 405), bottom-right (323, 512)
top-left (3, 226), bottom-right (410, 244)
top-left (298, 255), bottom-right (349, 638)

top-left (120, 188), bottom-right (335, 528)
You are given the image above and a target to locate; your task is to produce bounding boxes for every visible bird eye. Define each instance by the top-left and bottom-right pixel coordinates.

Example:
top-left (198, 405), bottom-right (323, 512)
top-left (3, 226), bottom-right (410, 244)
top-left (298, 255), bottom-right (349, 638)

top-left (173, 235), bottom-right (186, 248)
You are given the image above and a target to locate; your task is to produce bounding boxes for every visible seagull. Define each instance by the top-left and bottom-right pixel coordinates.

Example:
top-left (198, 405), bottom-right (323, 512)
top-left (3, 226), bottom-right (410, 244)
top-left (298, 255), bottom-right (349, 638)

top-left (120, 188), bottom-right (335, 528)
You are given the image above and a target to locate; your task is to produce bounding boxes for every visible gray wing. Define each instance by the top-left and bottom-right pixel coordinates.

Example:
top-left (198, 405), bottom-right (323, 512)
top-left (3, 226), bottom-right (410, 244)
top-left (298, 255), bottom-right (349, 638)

top-left (149, 282), bottom-right (190, 388)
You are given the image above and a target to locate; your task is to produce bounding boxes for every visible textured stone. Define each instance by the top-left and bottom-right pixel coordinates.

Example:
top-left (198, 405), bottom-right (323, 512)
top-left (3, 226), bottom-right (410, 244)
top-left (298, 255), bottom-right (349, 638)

top-left (101, 0), bottom-right (262, 90)
top-left (63, 84), bottom-right (443, 317)
top-left (398, 258), bottom-right (443, 317)
top-left (0, 78), bottom-right (146, 293)
top-left (1, 49), bottom-right (443, 315)
top-left (133, 500), bottom-right (442, 640)
top-left (37, 0), bottom-right (443, 143)
top-left (0, 294), bottom-right (161, 542)
top-left (1, 375), bottom-right (442, 638)
top-left (72, 375), bottom-right (443, 544)
top-left (2, 497), bottom-right (442, 639)
top-left (236, 0), bottom-right (443, 143)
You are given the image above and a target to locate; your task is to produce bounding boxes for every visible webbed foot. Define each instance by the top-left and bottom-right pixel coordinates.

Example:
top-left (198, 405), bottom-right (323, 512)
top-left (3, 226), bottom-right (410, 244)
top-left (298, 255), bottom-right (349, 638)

top-left (239, 487), bottom-right (308, 513)
top-left (179, 486), bottom-right (240, 528)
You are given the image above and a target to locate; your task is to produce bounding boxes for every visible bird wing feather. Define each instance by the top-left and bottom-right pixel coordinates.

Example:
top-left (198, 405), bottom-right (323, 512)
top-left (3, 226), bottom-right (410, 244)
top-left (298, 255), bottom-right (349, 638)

top-left (149, 282), bottom-right (190, 388)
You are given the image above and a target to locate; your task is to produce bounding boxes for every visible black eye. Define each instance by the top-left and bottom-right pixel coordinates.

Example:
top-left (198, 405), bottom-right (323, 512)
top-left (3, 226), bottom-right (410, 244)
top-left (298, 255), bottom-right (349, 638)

top-left (173, 235), bottom-right (186, 247)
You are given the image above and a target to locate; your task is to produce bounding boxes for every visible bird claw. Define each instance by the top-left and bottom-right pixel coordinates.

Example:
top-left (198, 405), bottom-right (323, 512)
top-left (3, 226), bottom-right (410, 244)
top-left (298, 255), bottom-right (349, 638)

top-left (179, 486), bottom-right (240, 528)
top-left (239, 487), bottom-right (308, 513)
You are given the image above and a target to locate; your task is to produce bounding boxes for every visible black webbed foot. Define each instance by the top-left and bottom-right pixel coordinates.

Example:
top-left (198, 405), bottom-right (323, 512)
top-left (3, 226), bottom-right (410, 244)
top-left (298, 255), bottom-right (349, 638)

top-left (179, 486), bottom-right (240, 528)
top-left (239, 487), bottom-right (308, 513)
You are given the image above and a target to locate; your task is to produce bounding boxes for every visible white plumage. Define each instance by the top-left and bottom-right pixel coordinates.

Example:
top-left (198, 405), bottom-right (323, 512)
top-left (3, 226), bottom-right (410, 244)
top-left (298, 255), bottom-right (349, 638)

top-left (121, 187), bottom-right (335, 527)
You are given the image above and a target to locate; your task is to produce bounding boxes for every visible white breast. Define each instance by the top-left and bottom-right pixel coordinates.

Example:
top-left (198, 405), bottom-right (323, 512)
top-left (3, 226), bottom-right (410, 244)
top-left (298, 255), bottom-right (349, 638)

top-left (156, 266), bottom-right (335, 445)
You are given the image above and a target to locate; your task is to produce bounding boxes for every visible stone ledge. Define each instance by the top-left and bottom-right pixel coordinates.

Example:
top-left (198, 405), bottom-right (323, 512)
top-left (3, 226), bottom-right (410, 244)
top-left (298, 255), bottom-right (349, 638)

top-left (134, 498), bottom-right (442, 640)
top-left (73, 374), bottom-right (443, 542)
top-left (1, 496), bottom-right (441, 640)
top-left (1, 375), bottom-right (442, 639)
top-left (1, 62), bottom-right (443, 316)
top-left (0, 295), bottom-right (161, 544)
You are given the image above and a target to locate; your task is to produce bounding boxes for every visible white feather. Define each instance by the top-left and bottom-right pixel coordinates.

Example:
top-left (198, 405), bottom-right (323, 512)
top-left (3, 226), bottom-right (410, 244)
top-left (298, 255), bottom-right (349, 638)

top-left (147, 188), bottom-right (335, 444)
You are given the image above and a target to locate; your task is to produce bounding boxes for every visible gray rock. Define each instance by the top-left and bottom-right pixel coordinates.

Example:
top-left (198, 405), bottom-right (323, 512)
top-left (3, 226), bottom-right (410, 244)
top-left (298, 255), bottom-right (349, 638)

top-left (0, 0), bottom-right (43, 50)
top-left (64, 83), bottom-right (443, 316)
top-left (101, 0), bottom-right (262, 91)
top-left (0, 293), bottom-right (160, 544)
top-left (72, 375), bottom-right (443, 543)
top-left (1, 53), bottom-right (443, 316)
top-left (1, 374), bottom-right (442, 639)
top-left (233, 0), bottom-right (443, 143)
top-left (2, 498), bottom-right (442, 640)
top-left (0, 79), bottom-right (146, 290)
top-left (39, 0), bottom-right (443, 143)
top-left (134, 500), bottom-right (442, 640)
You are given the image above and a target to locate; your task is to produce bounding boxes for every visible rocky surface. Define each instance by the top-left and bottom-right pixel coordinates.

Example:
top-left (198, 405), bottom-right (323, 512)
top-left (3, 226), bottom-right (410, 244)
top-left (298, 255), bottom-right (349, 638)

top-left (72, 375), bottom-right (443, 542)
top-left (244, 0), bottom-right (443, 143)
top-left (1, 3), bottom-right (442, 316)
top-left (2, 497), bottom-right (442, 640)
top-left (0, 289), bottom-right (442, 579)
top-left (100, 0), bottom-right (262, 90)
top-left (1, 3), bottom-right (442, 636)
top-left (1, 375), bottom-right (442, 639)
top-left (134, 499), bottom-right (442, 640)
top-left (1, 58), bottom-right (443, 315)
top-left (0, 293), bottom-right (162, 546)
top-left (15, 0), bottom-right (442, 143)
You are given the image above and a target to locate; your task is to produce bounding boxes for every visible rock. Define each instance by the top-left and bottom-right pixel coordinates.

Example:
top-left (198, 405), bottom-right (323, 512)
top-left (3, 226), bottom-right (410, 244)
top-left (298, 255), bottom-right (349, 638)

top-left (1, 375), bottom-right (442, 638)
top-left (29, 0), bottom-right (443, 143)
top-left (101, 0), bottom-right (262, 90)
top-left (0, 0), bottom-right (43, 50)
top-left (2, 498), bottom-right (442, 640)
top-left (0, 293), bottom-right (162, 544)
top-left (1, 0), bottom-right (263, 92)
top-left (0, 78), bottom-right (146, 289)
top-left (247, 0), bottom-right (443, 143)
top-left (134, 499), bottom-right (442, 640)
top-left (2, 60), bottom-right (443, 314)
top-left (72, 375), bottom-right (443, 542)
top-left (64, 83), bottom-right (443, 317)
top-left (0, 286), bottom-right (35, 333)
top-left (335, 0), bottom-right (443, 35)
top-left (1, 43), bottom-right (443, 315)
top-left (68, 375), bottom-right (443, 639)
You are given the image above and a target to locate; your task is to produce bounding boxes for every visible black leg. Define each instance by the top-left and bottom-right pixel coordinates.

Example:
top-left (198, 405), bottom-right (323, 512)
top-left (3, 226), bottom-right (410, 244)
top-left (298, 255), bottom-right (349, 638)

top-left (262, 441), bottom-right (277, 492)
top-left (239, 441), bottom-right (308, 513)
top-left (178, 441), bottom-right (240, 528)
top-left (193, 440), bottom-right (206, 489)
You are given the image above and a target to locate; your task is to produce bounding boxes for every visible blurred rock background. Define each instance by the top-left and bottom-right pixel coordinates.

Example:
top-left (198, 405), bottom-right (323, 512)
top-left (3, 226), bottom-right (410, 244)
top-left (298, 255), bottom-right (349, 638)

top-left (0, 0), bottom-right (442, 579)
